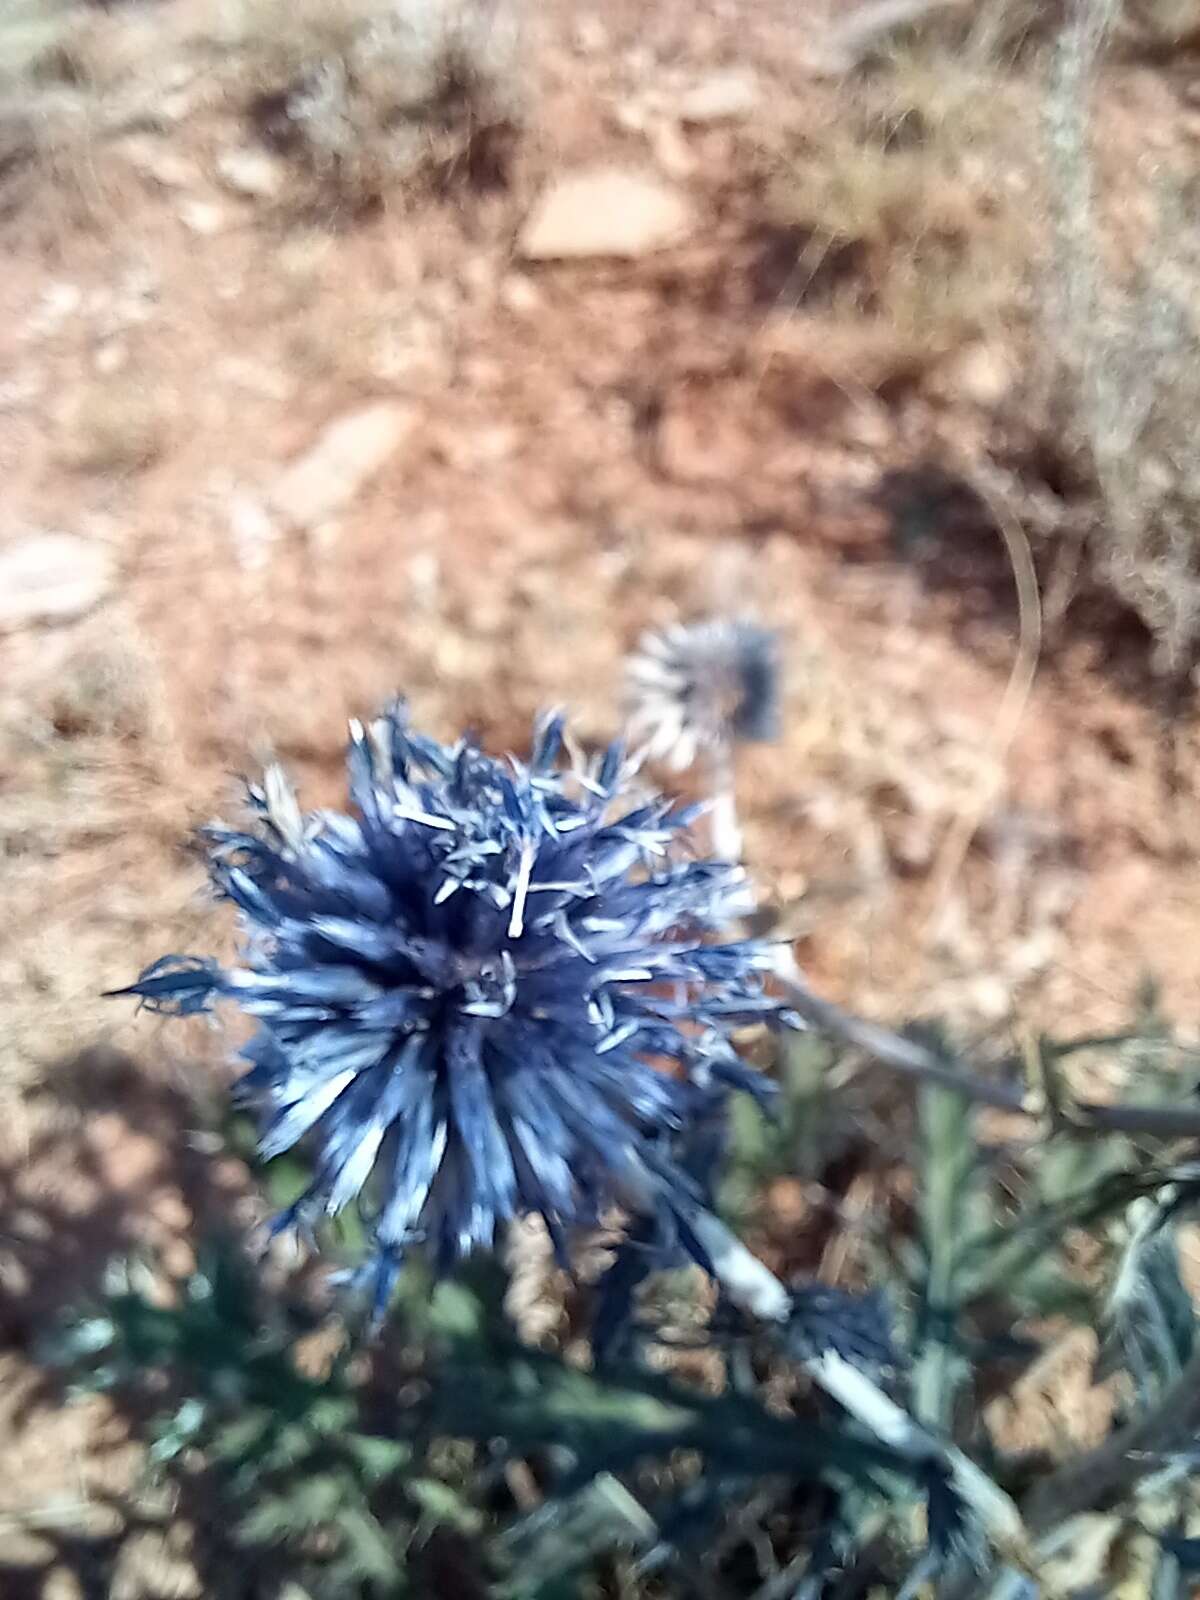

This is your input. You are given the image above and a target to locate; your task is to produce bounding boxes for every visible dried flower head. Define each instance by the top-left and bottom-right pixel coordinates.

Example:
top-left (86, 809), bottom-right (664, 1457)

top-left (624, 619), bottom-right (781, 770)
top-left (111, 706), bottom-right (778, 1314)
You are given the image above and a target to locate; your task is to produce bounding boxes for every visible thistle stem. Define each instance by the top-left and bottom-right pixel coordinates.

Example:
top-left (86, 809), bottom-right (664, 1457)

top-left (687, 1209), bottom-right (1039, 1576)
top-left (687, 1209), bottom-right (791, 1323)
top-left (707, 738), bottom-right (744, 865)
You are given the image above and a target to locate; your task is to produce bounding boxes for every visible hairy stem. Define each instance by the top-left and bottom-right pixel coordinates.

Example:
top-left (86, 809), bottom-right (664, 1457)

top-left (707, 738), bottom-right (744, 864)
top-left (689, 1211), bottom-right (1041, 1576)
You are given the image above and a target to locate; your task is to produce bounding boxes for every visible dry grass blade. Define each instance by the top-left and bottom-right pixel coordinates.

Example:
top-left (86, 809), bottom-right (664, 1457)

top-left (917, 463), bottom-right (1042, 945)
top-left (802, 0), bottom-right (974, 75)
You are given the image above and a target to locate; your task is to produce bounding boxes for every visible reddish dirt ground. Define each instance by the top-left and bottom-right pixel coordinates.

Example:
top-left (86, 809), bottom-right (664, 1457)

top-left (2, 0), bottom-right (1200, 1582)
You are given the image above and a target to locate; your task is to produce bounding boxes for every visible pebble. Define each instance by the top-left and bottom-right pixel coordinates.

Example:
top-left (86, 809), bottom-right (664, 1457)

top-left (269, 403), bottom-right (415, 532)
top-left (676, 67), bottom-right (761, 124)
top-left (216, 146), bottom-right (286, 200)
top-left (0, 533), bottom-right (114, 633)
top-left (177, 198), bottom-right (227, 236)
top-left (519, 167), bottom-right (695, 261)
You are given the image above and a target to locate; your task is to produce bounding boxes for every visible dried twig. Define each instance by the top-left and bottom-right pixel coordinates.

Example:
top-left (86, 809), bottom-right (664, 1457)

top-left (802, 0), bottom-right (972, 75)
top-left (1023, 1341), bottom-right (1200, 1533)
top-left (918, 463), bottom-right (1042, 947)
top-left (940, 1337), bottom-right (1200, 1599)
top-left (773, 951), bottom-right (1200, 1140)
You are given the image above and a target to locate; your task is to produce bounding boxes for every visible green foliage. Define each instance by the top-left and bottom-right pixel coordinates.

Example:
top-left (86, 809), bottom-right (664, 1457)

top-left (910, 1087), bottom-right (989, 1432)
top-left (45, 1234), bottom-right (955, 1599)
top-left (720, 1032), bottom-right (840, 1223)
top-left (47, 1240), bottom-right (479, 1599)
top-left (42, 1005), bottom-right (1200, 1599)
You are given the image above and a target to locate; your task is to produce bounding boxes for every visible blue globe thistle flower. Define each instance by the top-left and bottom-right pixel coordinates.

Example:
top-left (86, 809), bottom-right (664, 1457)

top-left (624, 619), bottom-right (781, 771)
top-left (111, 705), bottom-right (780, 1314)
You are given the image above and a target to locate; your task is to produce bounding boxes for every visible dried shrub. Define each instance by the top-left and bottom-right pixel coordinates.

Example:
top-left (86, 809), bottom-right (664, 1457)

top-left (57, 373), bottom-right (170, 474)
top-left (230, 0), bottom-right (527, 211)
top-left (1042, 0), bottom-right (1200, 674)
top-left (752, 62), bottom-right (1032, 390)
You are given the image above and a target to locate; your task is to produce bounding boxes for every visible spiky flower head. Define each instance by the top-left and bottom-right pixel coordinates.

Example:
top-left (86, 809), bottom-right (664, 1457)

top-left (112, 706), bottom-right (778, 1314)
top-left (624, 619), bottom-right (781, 771)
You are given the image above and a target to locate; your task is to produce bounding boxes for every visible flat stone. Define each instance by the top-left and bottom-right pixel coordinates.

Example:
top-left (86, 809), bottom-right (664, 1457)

top-left (269, 403), bottom-right (414, 531)
top-left (676, 67), bottom-right (760, 124)
top-left (0, 533), bottom-right (114, 631)
top-left (177, 198), bottom-right (227, 236)
top-left (119, 136), bottom-right (197, 190)
top-left (519, 167), bottom-right (694, 261)
top-left (229, 492), bottom-right (278, 572)
top-left (216, 146), bottom-right (286, 200)
top-left (27, 281), bottom-right (82, 339)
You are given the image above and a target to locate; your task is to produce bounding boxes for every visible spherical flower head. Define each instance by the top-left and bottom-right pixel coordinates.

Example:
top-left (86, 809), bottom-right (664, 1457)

top-left (624, 619), bottom-right (781, 771)
top-left (112, 706), bottom-right (778, 1314)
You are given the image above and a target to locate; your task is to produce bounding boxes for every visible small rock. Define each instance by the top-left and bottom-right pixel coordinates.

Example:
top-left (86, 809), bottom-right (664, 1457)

top-left (163, 60), bottom-right (198, 93)
top-left (0, 1529), bottom-right (54, 1569)
top-left (217, 146), bottom-right (286, 200)
top-left (43, 281), bottom-right (83, 318)
top-left (0, 533), bottom-right (114, 632)
top-left (369, 316), bottom-right (445, 385)
top-left (111, 1528), bottom-right (202, 1600)
top-left (216, 356), bottom-right (295, 401)
top-left (407, 549), bottom-right (440, 606)
top-left (440, 422), bottom-right (517, 471)
top-left (120, 136), bottom-right (197, 190)
top-left (44, 1569), bottom-right (86, 1600)
top-left (519, 167), bottom-right (694, 261)
top-left (572, 15), bottom-right (608, 53)
top-left (160, 86), bottom-right (203, 122)
top-left (115, 264), bottom-right (159, 328)
top-left (177, 198), bottom-right (227, 236)
top-left (229, 493), bottom-right (278, 572)
top-left (26, 281), bottom-right (83, 339)
top-left (651, 119), bottom-right (696, 180)
top-left (843, 402), bottom-right (891, 451)
top-left (0, 371), bottom-right (43, 409)
top-left (94, 340), bottom-right (128, 375)
top-left (613, 99), bottom-right (650, 135)
top-left (960, 974), bottom-right (1014, 1023)
top-left (269, 403), bottom-right (414, 531)
top-left (676, 67), bottom-right (760, 124)
top-left (938, 342), bottom-right (1014, 407)
top-left (499, 274), bottom-right (541, 314)
top-left (461, 254), bottom-right (496, 305)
